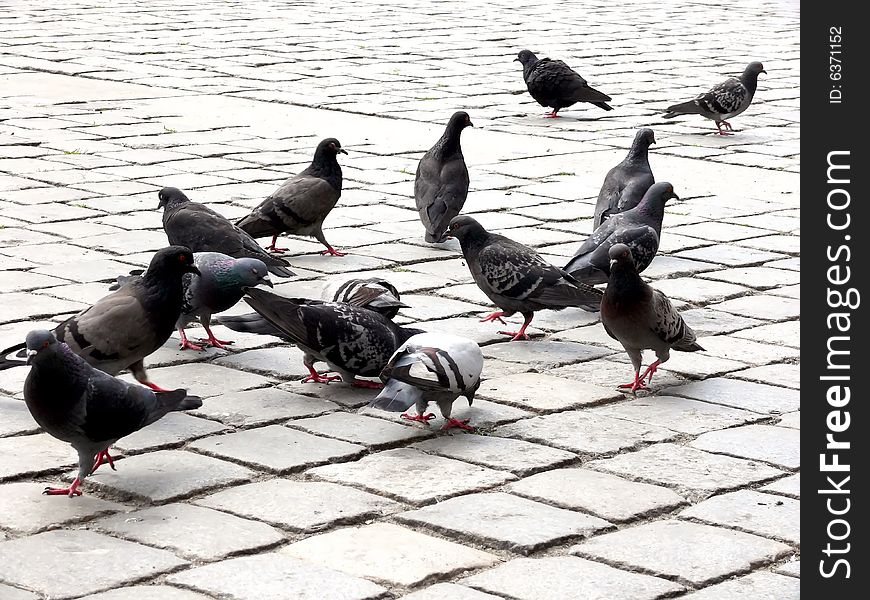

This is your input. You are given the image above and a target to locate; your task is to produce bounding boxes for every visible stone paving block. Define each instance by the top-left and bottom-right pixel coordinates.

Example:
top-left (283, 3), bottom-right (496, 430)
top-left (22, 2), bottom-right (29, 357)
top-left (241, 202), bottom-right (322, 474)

top-left (0, 584), bottom-right (38, 600)
top-left (191, 387), bottom-right (338, 427)
top-left (761, 473), bottom-right (800, 499)
top-left (0, 291), bottom-right (86, 324)
top-left (680, 489), bottom-right (800, 545)
top-left (80, 586), bottom-right (214, 600)
top-left (680, 308), bottom-right (764, 335)
top-left (282, 380), bottom-right (382, 408)
top-left (690, 424), bottom-right (800, 470)
top-left (730, 363), bottom-right (800, 389)
top-left (0, 396), bottom-right (39, 437)
top-left (589, 395), bottom-right (765, 435)
top-left (651, 277), bottom-right (749, 303)
top-left (282, 522), bottom-right (500, 587)
top-left (572, 520), bottom-right (792, 587)
top-left (308, 448), bottom-right (515, 505)
top-left (119, 362), bottom-right (274, 397)
top-left (30, 258), bottom-right (144, 283)
top-left (288, 411), bottom-right (432, 447)
top-left (494, 410), bottom-right (678, 455)
top-left (167, 553), bottom-right (387, 600)
top-left (361, 396), bottom-right (532, 430)
top-left (462, 556), bottom-right (684, 600)
top-left (0, 270), bottom-right (69, 292)
top-left (550, 356), bottom-right (688, 390)
top-left (674, 243), bottom-right (786, 266)
top-left (417, 316), bottom-right (544, 345)
top-left (777, 411), bottom-right (799, 429)
top-left (398, 491), bottom-right (612, 553)
top-left (700, 266), bottom-right (800, 289)
top-left (658, 350), bottom-right (750, 378)
top-left (506, 468), bottom-right (687, 523)
top-left (696, 335), bottom-right (798, 365)
top-left (86, 449), bottom-right (254, 502)
top-left (733, 320), bottom-right (799, 347)
top-left (92, 502), bottom-right (284, 561)
top-left (709, 294), bottom-right (800, 320)
top-left (681, 571), bottom-right (800, 599)
top-left (0, 481), bottom-right (124, 534)
top-left (190, 424), bottom-right (365, 473)
top-left (213, 346), bottom-right (311, 379)
top-left (0, 433), bottom-right (76, 481)
top-left (776, 559), bottom-right (801, 577)
top-left (398, 294), bottom-right (488, 321)
top-left (665, 377), bottom-right (800, 413)
top-left (411, 433), bottom-right (575, 475)
top-left (401, 583), bottom-right (501, 600)
top-left (113, 412), bottom-right (229, 454)
top-left (0, 529), bottom-right (186, 598)
top-left (588, 444), bottom-right (784, 497)
top-left (196, 479), bottom-right (401, 533)
top-left (475, 372), bottom-right (621, 411)
top-left (482, 340), bottom-right (612, 367)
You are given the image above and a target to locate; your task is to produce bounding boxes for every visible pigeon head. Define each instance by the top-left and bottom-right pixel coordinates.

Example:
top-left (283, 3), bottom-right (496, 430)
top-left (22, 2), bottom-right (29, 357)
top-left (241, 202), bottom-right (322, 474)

top-left (448, 111), bottom-right (474, 130)
top-left (635, 128), bottom-right (656, 147)
top-left (157, 187), bottom-right (189, 210)
top-left (315, 138), bottom-right (348, 159)
top-left (446, 215), bottom-right (487, 243)
top-left (745, 61), bottom-right (767, 76)
top-left (515, 49), bottom-right (539, 66)
top-left (25, 330), bottom-right (59, 365)
top-left (148, 246), bottom-right (201, 278)
top-left (641, 182), bottom-right (679, 207)
top-left (232, 257), bottom-right (274, 289)
top-left (608, 243), bottom-right (636, 272)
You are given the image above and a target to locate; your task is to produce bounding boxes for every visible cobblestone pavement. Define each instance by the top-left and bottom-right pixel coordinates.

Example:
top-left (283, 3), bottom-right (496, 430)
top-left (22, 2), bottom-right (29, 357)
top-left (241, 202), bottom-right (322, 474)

top-left (0, 0), bottom-right (800, 598)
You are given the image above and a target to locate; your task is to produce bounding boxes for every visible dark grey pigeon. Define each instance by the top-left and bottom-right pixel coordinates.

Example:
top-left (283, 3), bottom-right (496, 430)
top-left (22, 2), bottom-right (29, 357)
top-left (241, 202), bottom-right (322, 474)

top-left (236, 287), bottom-right (424, 387)
top-left (369, 332), bottom-right (483, 431)
top-left (236, 138), bottom-right (347, 256)
top-left (0, 246), bottom-right (200, 392)
top-left (515, 49), bottom-right (613, 118)
top-left (593, 129), bottom-right (656, 228)
top-left (663, 61), bottom-right (766, 135)
top-left (158, 187), bottom-right (296, 278)
top-left (601, 244), bottom-right (703, 393)
top-left (322, 277), bottom-right (407, 319)
top-left (415, 111), bottom-right (472, 243)
top-left (447, 215), bottom-right (603, 341)
top-left (564, 182), bottom-right (678, 284)
top-left (112, 252), bottom-right (274, 351)
top-left (23, 329), bottom-right (201, 497)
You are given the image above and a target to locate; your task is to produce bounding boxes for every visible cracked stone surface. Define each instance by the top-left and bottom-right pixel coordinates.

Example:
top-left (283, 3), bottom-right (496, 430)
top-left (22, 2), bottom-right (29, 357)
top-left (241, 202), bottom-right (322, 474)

top-left (0, 0), bottom-right (798, 596)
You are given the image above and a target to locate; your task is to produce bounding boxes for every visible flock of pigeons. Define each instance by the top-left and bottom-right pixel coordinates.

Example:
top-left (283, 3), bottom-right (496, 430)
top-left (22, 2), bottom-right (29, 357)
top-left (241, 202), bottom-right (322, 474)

top-left (0, 52), bottom-right (768, 497)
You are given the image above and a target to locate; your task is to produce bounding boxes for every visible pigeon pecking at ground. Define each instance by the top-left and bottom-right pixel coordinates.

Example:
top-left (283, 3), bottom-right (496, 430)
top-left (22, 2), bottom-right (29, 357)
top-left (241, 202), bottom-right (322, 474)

top-left (447, 215), bottom-right (603, 341)
top-left (601, 244), bottom-right (703, 393)
top-left (158, 187), bottom-right (296, 278)
top-left (236, 138), bottom-right (347, 256)
top-left (227, 287), bottom-right (425, 388)
top-left (415, 111), bottom-right (472, 243)
top-left (564, 182), bottom-right (678, 284)
top-left (515, 49), bottom-right (613, 118)
top-left (663, 61), bottom-right (766, 135)
top-left (593, 128), bottom-right (656, 228)
top-left (0, 246), bottom-right (200, 392)
top-left (322, 277), bottom-right (408, 319)
top-left (112, 252), bottom-right (274, 351)
top-left (368, 332), bottom-right (483, 431)
top-left (23, 329), bottom-right (201, 497)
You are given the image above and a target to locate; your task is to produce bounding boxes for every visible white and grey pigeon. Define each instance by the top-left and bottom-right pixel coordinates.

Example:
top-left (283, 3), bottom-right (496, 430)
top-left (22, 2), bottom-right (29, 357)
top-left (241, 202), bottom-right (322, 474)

top-left (593, 129), bottom-right (656, 228)
top-left (663, 61), bottom-right (766, 135)
top-left (601, 244), bottom-right (703, 393)
top-left (368, 333), bottom-right (483, 431)
top-left (415, 111), bottom-right (473, 243)
top-left (23, 329), bottom-right (201, 497)
top-left (447, 215), bottom-right (603, 341)
top-left (564, 182), bottom-right (678, 284)
top-left (231, 287), bottom-right (425, 387)
top-left (322, 277), bottom-right (408, 319)
top-left (112, 252), bottom-right (274, 350)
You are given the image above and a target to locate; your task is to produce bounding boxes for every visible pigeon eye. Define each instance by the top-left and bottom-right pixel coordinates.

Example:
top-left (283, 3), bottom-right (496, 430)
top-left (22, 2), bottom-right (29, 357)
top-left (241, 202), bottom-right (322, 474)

top-left (43, 341), bottom-right (49, 348)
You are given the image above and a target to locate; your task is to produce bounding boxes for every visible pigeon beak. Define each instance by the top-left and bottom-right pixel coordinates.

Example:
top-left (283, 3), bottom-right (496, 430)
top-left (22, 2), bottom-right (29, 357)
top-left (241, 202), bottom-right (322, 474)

top-left (668, 192), bottom-right (680, 201)
top-left (25, 349), bottom-right (37, 365)
top-left (609, 259), bottom-right (617, 269)
top-left (187, 265), bottom-right (201, 276)
top-left (261, 277), bottom-right (274, 288)
top-left (513, 58), bottom-right (520, 62)
top-left (761, 69), bottom-right (767, 74)
top-left (338, 148), bottom-right (348, 155)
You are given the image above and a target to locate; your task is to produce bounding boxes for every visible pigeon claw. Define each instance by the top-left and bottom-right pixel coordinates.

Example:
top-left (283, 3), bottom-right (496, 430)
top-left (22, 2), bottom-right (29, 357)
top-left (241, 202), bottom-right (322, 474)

top-left (498, 330), bottom-right (530, 342)
top-left (351, 379), bottom-right (384, 389)
top-left (197, 337), bottom-right (234, 349)
top-left (401, 412), bottom-right (436, 424)
top-left (543, 110), bottom-right (560, 118)
top-left (44, 478), bottom-right (83, 497)
top-left (302, 370), bottom-right (342, 384)
top-left (441, 418), bottom-right (474, 431)
top-left (91, 449), bottom-right (116, 474)
top-left (320, 246), bottom-right (346, 257)
top-left (480, 311), bottom-right (506, 325)
top-left (179, 338), bottom-right (205, 351)
top-left (265, 245), bottom-right (289, 253)
top-left (715, 120), bottom-right (735, 136)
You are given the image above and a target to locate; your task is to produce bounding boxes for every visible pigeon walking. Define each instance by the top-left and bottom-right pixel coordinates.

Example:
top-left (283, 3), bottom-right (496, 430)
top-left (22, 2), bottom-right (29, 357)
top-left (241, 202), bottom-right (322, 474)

top-left (447, 215), bottom-right (602, 341)
top-left (232, 288), bottom-right (424, 387)
top-left (23, 330), bottom-right (201, 497)
top-left (113, 252), bottom-right (274, 351)
top-left (601, 244), bottom-right (703, 392)
top-left (663, 61), bottom-right (766, 135)
top-left (158, 187), bottom-right (296, 278)
top-left (515, 49), bottom-right (613, 118)
top-left (415, 111), bottom-right (472, 243)
top-left (593, 129), bottom-right (656, 228)
top-left (368, 333), bottom-right (483, 431)
top-left (0, 246), bottom-right (200, 391)
top-left (564, 182), bottom-right (678, 284)
top-left (322, 277), bottom-right (407, 319)
top-left (236, 138), bottom-right (347, 255)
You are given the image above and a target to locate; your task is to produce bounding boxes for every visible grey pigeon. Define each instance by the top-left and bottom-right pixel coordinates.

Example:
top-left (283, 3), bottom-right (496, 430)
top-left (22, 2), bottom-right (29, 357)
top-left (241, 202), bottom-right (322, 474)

top-left (0, 246), bottom-right (200, 392)
top-left (158, 187), bottom-right (296, 278)
top-left (663, 61), bottom-right (766, 135)
top-left (515, 49), bottom-right (613, 117)
top-left (593, 129), bottom-right (656, 228)
top-left (113, 252), bottom-right (274, 350)
top-left (447, 215), bottom-right (603, 341)
top-left (415, 111), bottom-right (472, 243)
top-left (369, 332), bottom-right (483, 431)
top-left (601, 244), bottom-right (703, 392)
top-left (322, 277), bottom-right (407, 319)
top-left (23, 330), bottom-right (201, 497)
top-left (564, 182), bottom-right (678, 284)
top-left (236, 138), bottom-right (347, 255)
top-left (233, 287), bottom-right (425, 387)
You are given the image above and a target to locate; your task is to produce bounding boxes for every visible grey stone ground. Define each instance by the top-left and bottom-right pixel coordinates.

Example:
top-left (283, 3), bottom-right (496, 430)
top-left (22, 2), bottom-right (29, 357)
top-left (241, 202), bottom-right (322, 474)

top-left (0, 0), bottom-right (799, 598)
